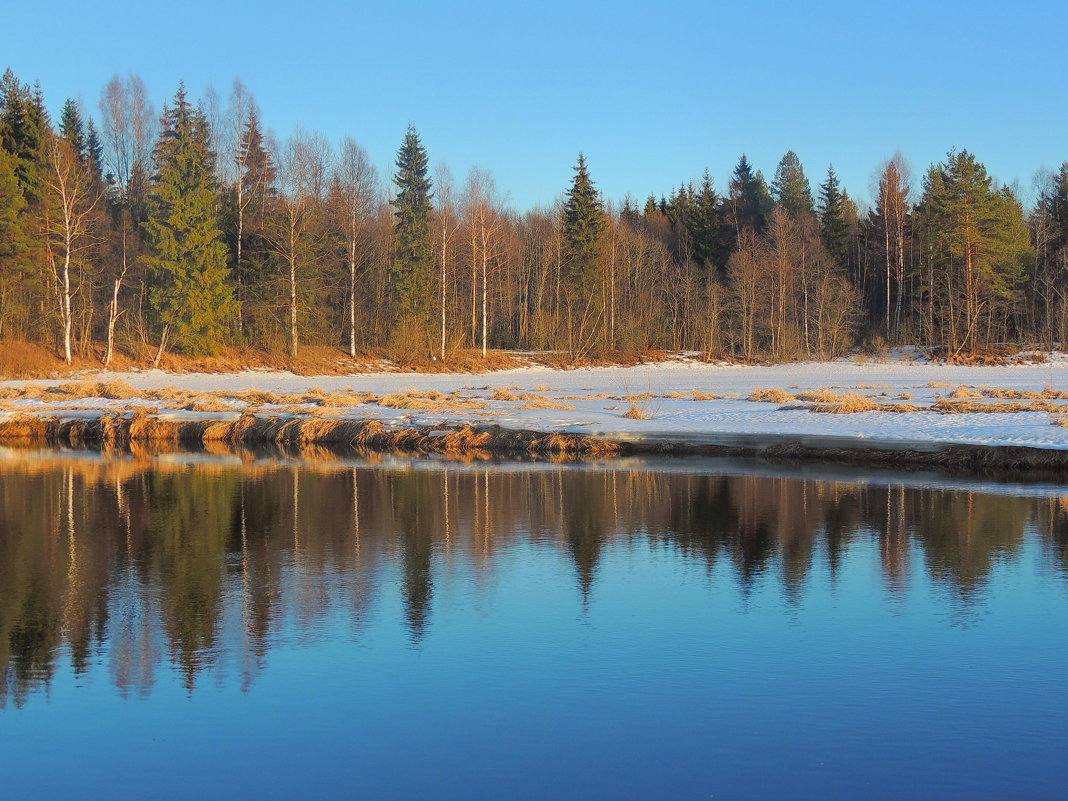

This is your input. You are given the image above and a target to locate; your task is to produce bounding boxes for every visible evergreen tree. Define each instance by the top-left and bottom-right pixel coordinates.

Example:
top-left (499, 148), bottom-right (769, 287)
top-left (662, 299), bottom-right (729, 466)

top-left (728, 155), bottom-right (773, 238)
top-left (561, 154), bottom-right (606, 298)
top-left (818, 166), bottom-right (849, 270)
top-left (390, 125), bottom-right (433, 329)
top-left (84, 119), bottom-right (104, 181)
top-left (0, 146), bottom-right (27, 264)
top-left (916, 149), bottom-right (1032, 349)
top-left (59, 99), bottom-right (85, 161)
top-left (143, 85), bottom-right (237, 356)
top-left (0, 69), bottom-right (49, 206)
top-left (690, 170), bottom-right (723, 271)
top-left (772, 150), bottom-right (813, 217)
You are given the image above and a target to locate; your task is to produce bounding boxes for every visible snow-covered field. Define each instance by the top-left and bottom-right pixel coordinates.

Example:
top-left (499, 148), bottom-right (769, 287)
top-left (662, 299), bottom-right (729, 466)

top-left (7, 353), bottom-right (1068, 453)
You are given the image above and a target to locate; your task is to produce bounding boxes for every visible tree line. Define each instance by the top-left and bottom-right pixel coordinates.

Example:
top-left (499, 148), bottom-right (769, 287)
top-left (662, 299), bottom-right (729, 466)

top-left (1, 67), bottom-right (1066, 365)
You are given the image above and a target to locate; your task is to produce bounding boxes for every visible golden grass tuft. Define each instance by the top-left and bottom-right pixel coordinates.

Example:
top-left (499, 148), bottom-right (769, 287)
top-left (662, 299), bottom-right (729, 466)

top-left (183, 399), bottom-right (239, 413)
top-left (622, 402), bottom-right (652, 419)
top-left (932, 398), bottom-right (1062, 414)
top-left (689, 390), bottom-right (722, 400)
top-left (795, 388), bottom-right (841, 403)
top-left (514, 399), bottom-right (577, 410)
top-left (748, 388), bottom-right (796, 403)
top-left (926, 379), bottom-right (954, 388)
top-left (810, 393), bottom-right (880, 414)
top-left (491, 388), bottom-right (521, 401)
top-left (950, 387), bottom-right (984, 398)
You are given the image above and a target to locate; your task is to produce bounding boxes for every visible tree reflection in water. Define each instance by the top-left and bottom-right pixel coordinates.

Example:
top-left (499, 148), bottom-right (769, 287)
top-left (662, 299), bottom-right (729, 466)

top-left (1, 452), bottom-right (1065, 706)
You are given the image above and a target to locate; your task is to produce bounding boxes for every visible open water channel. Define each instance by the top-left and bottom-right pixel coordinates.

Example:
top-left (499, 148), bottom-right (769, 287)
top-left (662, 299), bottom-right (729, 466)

top-left (1, 449), bottom-right (1066, 799)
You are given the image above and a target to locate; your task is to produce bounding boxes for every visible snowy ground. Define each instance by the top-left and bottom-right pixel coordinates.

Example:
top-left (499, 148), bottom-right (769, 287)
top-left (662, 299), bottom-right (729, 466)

top-left (7, 353), bottom-right (1068, 452)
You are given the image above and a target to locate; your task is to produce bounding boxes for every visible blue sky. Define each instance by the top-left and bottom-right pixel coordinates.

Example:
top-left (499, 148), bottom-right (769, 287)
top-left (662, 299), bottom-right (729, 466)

top-left (5, 0), bottom-right (1066, 210)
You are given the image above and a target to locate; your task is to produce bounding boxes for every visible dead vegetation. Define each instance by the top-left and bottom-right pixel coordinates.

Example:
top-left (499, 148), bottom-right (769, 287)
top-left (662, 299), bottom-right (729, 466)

top-left (748, 388), bottom-right (796, 403)
top-left (622, 402), bottom-right (652, 420)
top-left (0, 410), bottom-right (621, 457)
top-left (931, 398), bottom-right (1064, 414)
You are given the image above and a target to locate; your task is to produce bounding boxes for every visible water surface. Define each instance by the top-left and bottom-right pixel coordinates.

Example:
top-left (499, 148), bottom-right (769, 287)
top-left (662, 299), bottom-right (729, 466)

top-left (1, 450), bottom-right (1067, 799)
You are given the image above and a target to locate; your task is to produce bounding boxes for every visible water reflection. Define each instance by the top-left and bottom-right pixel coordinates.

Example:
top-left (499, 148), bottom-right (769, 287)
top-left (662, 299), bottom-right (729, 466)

top-left (1, 452), bottom-right (1067, 706)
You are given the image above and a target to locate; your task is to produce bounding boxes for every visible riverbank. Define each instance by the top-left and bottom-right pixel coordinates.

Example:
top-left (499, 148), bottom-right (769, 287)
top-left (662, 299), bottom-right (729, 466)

top-left (6, 356), bottom-right (1068, 469)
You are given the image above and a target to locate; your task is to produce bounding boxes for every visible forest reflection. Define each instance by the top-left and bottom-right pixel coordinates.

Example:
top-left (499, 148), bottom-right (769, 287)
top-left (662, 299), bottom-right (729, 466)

top-left (2, 453), bottom-right (1068, 707)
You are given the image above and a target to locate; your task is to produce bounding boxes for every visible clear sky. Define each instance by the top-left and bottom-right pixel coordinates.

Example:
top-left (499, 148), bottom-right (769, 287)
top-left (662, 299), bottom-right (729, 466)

top-left (4, 0), bottom-right (1066, 211)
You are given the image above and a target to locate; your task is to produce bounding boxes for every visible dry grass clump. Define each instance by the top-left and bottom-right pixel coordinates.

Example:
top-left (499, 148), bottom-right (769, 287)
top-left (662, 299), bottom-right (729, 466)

top-left (926, 379), bottom-right (954, 388)
top-left (515, 399), bottom-right (577, 410)
top-left (183, 399), bottom-right (239, 413)
top-left (622, 402), bottom-right (652, 419)
top-left (810, 393), bottom-right (880, 414)
top-left (491, 388), bottom-right (521, 401)
top-left (977, 386), bottom-right (1068, 401)
top-left (854, 383), bottom-right (889, 389)
top-left (795, 388), bottom-right (842, 403)
top-left (560, 393), bottom-right (612, 400)
top-left (378, 390), bottom-right (488, 410)
top-left (932, 398), bottom-right (1061, 414)
top-left (950, 387), bottom-right (984, 399)
top-left (689, 390), bottom-right (722, 400)
top-left (219, 389), bottom-right (287, 406)
top-left (748, 388), bottom-right (796, 403)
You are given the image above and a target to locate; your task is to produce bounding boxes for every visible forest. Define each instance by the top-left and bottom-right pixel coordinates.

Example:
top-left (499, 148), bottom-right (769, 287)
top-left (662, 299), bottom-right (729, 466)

top-left (2, 67), bottom-right (1067, 368)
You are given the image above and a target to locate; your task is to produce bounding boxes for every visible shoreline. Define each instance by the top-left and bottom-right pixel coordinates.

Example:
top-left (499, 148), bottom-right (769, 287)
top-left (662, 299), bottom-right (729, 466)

top-left (5, 409), bottom-right (1068, 473)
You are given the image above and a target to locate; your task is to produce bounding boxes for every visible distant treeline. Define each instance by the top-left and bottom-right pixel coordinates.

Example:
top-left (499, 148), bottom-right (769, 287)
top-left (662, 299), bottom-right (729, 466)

top-left (1, 68), bottom-right (1066, 364)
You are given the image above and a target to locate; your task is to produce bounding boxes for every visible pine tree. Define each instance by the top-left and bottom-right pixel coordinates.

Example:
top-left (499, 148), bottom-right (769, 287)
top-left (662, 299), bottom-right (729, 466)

top-left (772, 150), bottom-right (813, 217)
top-left (561, 154), bottom-right (606, 298)
top-left (916, 149), bottom-right (1032, 349)
top-left (143, 85), bottom-right (237, 356)
top-left (390, 125), bottom-right (434, 331)
top-left (818, 166), bottom-right (849, 271)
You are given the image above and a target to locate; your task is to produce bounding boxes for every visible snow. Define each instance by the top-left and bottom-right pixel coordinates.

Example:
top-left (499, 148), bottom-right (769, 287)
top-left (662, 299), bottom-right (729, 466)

top-left (7, 354), bottom-right (1068, 452)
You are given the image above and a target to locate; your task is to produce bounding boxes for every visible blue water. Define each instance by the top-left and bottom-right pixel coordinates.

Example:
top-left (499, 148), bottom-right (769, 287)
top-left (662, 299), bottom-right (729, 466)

top-left (1, 454), bottom-right (1066, 799)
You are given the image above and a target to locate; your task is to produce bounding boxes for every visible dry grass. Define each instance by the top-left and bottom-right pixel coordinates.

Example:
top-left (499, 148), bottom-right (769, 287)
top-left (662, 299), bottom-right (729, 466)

top-left (378, 390), bottom-right (488, 410)
top-left (950, 387), bottom-right (984, 399)
top-left (748, 388), bottom-right (796, 403)
top-left (688, 390), bottom-right (722, 400)
top-left (795, 388), bottom-right (842, 403)
top-left (854, 383), bottom-right (889, 389)
top-left (622, 402), bottom-right (652, 420)
top-left (809, 393), bottom-right (880, 414)
top-left (183, 399), bottom-right (239, 413)
top-left (926, 379), bottom-right (954, 388)
top-left (491, 388), bottom-right (521, 401)
top-left (932, 398), bottom-right (1062, 414)
top-left (0, 411), bottom-right (622, 457)
top-left (514, 399), bottom-right (577, 410)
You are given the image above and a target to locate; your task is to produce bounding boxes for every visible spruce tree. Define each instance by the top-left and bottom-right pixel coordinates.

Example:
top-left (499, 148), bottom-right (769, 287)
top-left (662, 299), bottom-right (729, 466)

top-left (561, 154), bottom-right (606, 298)
top-left (0, 69), bottom-right (49, 207)
top-left (772, 150), bottom-right (814, 217)
top-left (143, 85), bottom-right (237, 356)
top-left (728, 155), bottom-right (773, 237)
top-left (59, 99), bottom-right (85, 161)
top-left (690, 171), bottom-right (723, 271)
top-left (390, 125), bottom-right (433, 330)
top-left (0, 146), bottom-right (27, 264)
top-left (818, 166), bottom-right (850, 271)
